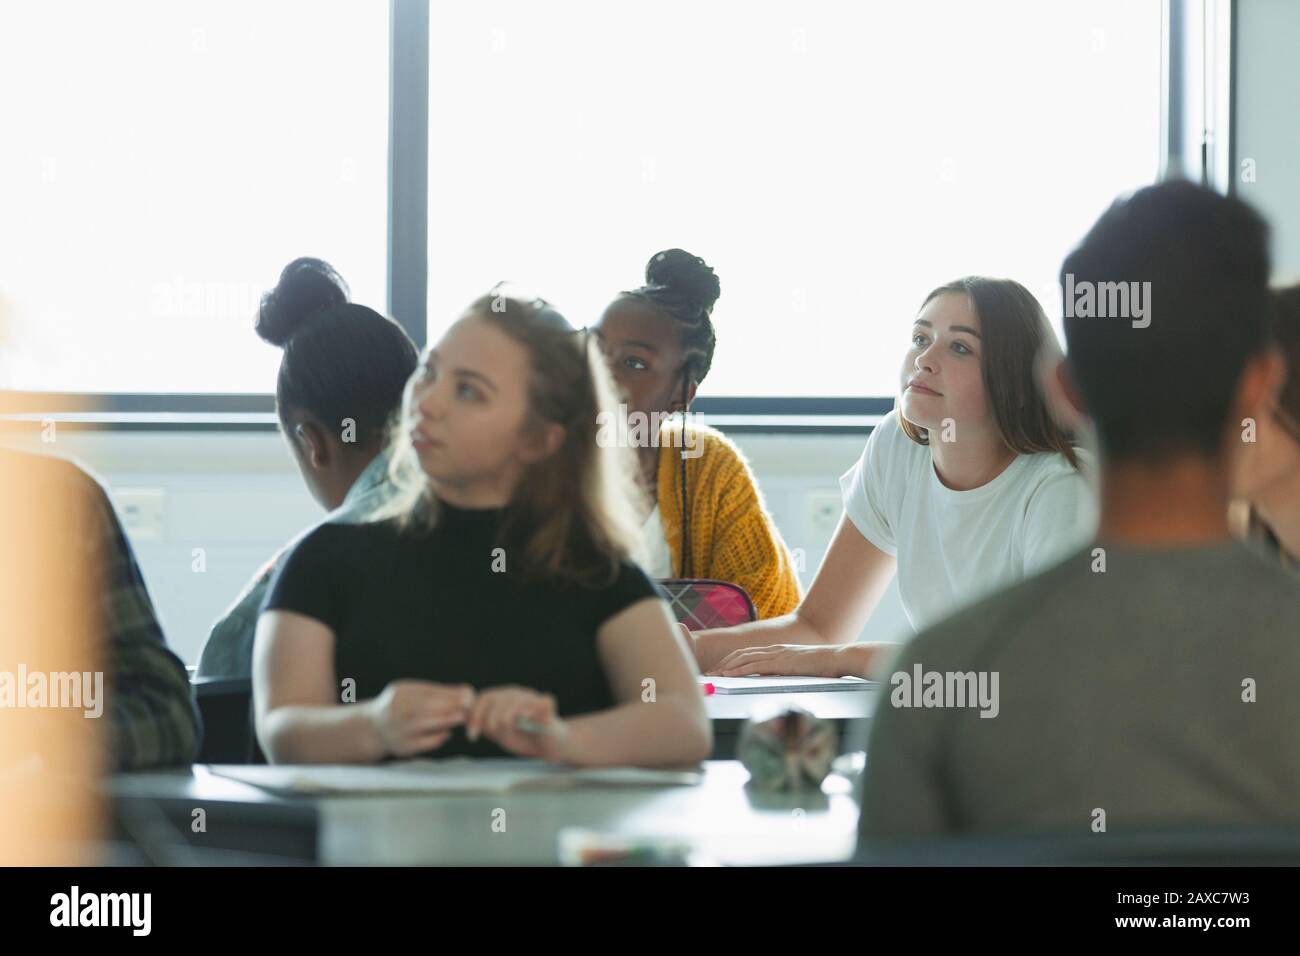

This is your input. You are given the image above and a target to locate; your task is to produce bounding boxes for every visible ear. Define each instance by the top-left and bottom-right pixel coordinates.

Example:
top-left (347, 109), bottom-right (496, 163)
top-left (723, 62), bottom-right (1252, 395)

top-left (1034, 348), bottom-right (1089, 432)
top-left (517, 422), bottom-right (566, 465)
top-left (1237, 345), bottom-right (1279, 408)
top-left (294, 421), bottom-right (332, 471)
top-left (1234, 345), bottom-right (1286, 424)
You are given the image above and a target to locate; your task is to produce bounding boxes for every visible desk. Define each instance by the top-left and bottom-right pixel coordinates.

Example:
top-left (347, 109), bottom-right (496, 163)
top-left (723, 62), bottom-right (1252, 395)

top-left (195, 678), bottom-right (878, 763)
top-left (110, 761), bottom-right (861, 866)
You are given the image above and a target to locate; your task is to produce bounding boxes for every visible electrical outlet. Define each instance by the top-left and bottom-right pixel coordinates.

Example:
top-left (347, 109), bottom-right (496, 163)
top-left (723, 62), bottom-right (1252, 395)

top-left (114, 488), bottom-right (166, 542)
top-left (805, 490), bottom-right (842, 535)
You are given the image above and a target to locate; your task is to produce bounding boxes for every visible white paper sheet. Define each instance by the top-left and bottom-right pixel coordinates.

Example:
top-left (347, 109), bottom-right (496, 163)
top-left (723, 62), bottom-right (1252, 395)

top-left (699, 675), bottom-right (875, 694)
top-left (210, 759), bottom-right (702, 795)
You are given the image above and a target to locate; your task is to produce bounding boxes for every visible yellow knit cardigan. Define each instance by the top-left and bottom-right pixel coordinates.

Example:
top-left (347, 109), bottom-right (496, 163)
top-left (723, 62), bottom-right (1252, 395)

top-left (655, 421), bottom-right (803, 619)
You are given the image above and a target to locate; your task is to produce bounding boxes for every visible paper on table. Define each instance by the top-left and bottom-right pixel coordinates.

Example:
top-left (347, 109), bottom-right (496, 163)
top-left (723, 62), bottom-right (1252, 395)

top-left (210, 759), bottom-right (702, 795)
top-left (699, 675), bottom-right (874, 694)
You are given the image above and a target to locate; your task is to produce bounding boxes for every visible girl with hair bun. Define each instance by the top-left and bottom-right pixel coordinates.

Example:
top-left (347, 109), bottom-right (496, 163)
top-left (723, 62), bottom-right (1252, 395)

top-left (254, 257), bottom-right (417, 510)
top-left (594, 248), bottom-right (803, 619)
top-left (197, 257), bottom-right (418, 680)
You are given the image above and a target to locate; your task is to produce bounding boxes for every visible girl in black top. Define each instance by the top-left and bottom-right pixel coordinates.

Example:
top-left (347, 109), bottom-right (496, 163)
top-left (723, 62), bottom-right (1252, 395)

top-left (254, 290), bottom-right (711, 765)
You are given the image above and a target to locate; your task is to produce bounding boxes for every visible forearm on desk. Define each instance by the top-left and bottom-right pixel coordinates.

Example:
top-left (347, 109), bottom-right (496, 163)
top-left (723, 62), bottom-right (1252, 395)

top-left (692, 611), bottom-right (836, 671)
top-left (561, 692), bottom-right (711, 767)
top-left (259, 703), bottom-right (382, 765)
top-left (834, 643), bottom-right (889, 678)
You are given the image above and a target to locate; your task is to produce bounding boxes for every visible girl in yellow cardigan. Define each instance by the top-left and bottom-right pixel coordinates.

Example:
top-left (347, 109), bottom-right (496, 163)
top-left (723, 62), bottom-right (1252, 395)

top-left (594, 248), bottom-right (802, 619)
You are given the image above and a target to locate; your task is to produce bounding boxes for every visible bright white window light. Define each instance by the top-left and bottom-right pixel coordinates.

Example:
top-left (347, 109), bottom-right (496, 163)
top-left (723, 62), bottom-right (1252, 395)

top-left (427, 0), bottom-right (1161, 397)
top-left (0, 1), bottom-right (1160, 399)
top-left (0, 0), bottom-right (388, 393)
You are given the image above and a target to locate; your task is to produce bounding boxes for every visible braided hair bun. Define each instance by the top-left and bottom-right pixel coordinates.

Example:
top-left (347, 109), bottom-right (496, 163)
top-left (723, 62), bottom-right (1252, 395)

top-left (255, 257), bottom-right (350, 347)
top-left (644, 248), bottom-right (721, 316)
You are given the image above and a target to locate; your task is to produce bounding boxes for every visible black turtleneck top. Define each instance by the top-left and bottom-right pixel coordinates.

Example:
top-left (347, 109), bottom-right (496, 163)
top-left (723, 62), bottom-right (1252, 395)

top-left (262, 501), bottom-right (658, 758)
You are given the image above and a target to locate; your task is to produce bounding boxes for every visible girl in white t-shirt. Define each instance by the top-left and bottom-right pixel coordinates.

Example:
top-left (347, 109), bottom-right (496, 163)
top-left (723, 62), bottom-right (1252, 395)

top-left (687, 277), bottom-right (1097, 678)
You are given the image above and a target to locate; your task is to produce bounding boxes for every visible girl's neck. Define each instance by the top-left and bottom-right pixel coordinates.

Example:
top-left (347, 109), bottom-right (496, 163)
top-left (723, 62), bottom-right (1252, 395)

top-left (928, 428), bottom-right (1017, 491)
top-left (330, 446), bottom-right (379, 506)
top-left (638, 444), bottom-right (659, 495)
top-left (428, 476), bottom-right (511, 510)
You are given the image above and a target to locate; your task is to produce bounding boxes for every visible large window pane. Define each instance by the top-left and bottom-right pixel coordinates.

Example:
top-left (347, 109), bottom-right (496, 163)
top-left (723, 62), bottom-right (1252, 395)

top-left (0, 0), bottom-right (388, 393)
top-left (427, 0), bottom-right (1161, 397)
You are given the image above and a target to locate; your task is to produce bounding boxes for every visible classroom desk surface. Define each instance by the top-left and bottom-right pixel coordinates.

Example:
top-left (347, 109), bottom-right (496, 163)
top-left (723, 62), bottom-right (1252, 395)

top-left (110, 760), bottom-right (862, 867)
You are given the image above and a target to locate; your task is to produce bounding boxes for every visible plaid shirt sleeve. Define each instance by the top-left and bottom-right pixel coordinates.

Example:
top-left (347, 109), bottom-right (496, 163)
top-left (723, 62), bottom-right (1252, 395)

top-left (88, 481), bottom-right (201, 770)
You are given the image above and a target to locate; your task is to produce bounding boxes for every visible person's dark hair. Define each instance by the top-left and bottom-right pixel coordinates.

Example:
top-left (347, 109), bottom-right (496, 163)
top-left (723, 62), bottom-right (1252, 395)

top-left (620, 248), bottom-right (720, 390)
top-left (1060, 180), bottom-right (1272, 462)
top-left (256, 257), bottom-right (418, 449)
top-left (899, 276), bottom-right (1081, 469)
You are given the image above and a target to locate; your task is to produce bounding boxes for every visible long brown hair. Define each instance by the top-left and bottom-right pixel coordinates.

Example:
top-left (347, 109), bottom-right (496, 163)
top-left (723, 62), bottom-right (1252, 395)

top-left (376, 291), bottom-right (644, 587)
top-left (899, 276), bottom-right (1080, 469)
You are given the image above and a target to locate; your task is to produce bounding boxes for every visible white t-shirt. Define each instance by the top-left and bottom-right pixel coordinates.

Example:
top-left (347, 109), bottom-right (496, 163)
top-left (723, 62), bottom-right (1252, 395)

top-left (839, 410), bottom-right (1097, 633)
top-left (640, 504), bottom-right (676, 579)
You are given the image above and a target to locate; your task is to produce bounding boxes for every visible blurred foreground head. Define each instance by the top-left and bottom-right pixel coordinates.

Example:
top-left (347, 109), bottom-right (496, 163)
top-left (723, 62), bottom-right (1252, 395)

top-left (0, 387), bottom-right (104, 864)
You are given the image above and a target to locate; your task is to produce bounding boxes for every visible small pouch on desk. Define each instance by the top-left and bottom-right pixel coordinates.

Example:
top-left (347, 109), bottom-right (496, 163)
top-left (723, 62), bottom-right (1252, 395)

top-left (737, 707), bottom-right (836, 792)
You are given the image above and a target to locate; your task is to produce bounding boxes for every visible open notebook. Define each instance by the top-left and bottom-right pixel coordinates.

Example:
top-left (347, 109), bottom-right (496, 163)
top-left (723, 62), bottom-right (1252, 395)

top-left (699, 675), bottom-right (875, 695)
top-left (210, 759), bottom-right (702, 796)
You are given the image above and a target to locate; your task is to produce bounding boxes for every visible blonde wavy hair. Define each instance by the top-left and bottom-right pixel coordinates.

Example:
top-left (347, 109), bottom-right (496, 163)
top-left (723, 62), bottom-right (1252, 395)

top-left (371, 290), bottom-right (646, 587)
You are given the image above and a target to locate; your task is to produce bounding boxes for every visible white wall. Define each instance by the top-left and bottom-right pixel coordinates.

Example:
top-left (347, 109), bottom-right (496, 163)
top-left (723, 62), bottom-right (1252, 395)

top-left (1235, 0), bottom-right (1300, 278)
top-left (2, 427), bottom-right (910, 665)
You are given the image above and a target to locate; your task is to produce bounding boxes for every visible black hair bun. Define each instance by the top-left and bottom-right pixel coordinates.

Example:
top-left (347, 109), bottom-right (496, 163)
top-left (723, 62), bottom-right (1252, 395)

top-left (256, 257), bottom-right (350, 346)
top-left (645, 248), bottom-right (721, 315)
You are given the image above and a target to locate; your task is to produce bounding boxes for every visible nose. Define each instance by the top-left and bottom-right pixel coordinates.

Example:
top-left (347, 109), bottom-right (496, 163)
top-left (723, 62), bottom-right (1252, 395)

top-left (914, 342), bottom-right (939, 374)
top-left (412, 376), bottom-right (445, 423)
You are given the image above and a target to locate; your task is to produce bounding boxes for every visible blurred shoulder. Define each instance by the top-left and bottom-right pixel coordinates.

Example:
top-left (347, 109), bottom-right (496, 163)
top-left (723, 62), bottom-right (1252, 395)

top-left (0, 448), bottom-right (113, 518)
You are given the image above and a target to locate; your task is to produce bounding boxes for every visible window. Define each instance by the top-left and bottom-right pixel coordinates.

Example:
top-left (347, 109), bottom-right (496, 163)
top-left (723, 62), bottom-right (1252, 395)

top-left (0, 0), bottom-right (388, 393)
top-left (2, 1), bottom-right (1164, 403)
top-left (426, 0), bottom-right (1161, 397)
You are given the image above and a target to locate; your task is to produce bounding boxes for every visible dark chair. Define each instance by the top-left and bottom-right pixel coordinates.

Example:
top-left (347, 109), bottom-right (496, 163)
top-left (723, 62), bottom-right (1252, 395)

top-left (193, 677), bottom-right (264, 764)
